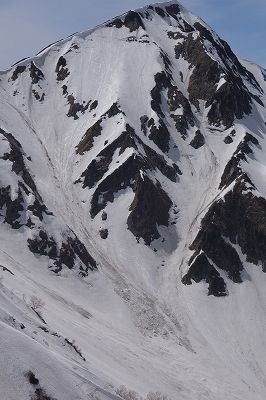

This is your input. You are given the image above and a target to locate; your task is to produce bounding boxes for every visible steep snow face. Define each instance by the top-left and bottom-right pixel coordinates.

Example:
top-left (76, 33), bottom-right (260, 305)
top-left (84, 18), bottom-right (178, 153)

top-left (1, 1), bottom-right (266, 399)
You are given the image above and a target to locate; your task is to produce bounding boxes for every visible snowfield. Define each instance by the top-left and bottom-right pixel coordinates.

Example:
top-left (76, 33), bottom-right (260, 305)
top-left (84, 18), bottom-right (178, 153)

top-left (0, 1), bottom-right (266, 399)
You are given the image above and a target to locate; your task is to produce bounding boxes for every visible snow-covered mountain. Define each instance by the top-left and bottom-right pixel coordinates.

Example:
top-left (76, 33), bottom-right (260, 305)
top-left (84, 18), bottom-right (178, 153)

top-left (1, 1), bottom-right (266, 399)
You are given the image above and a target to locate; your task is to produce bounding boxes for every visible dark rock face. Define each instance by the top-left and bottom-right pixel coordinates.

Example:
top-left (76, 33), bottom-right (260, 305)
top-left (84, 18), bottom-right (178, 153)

top-left (28, 230), bottom-right (57, 259)
top-left (176, 36), bottom-right (220, 109)
top-left (28, 199), bottom-right (50, 221)
top-left (150, 72), bottom-right (171, 117)
top-left (175, 29), bottom-right (253, 128)
top-left (32, 90), bottom-right (45, 102)
top-left (60, 237), bottom-right (97, 274)
top-left (190, 130), bottom-right (205, 149)
top-left (168, 87), bottom-right (195, 139)
top-left (124, 11), bottom-right (145, 32)
top-left (207, 81), bottom-right (252, 128)
top-left (170, 115), bottom-right (190, 140)
top-left (142, 141), bottom-right (181, 180)
top-left (208, 179), bottom-right (266, 271)
top-left (127, 176), bottom-right (172, 244)
top-left (78, 125), bottom-right (99, 153)
top-left (76, 102), bottom-right (122, 153)
top-left (90, 154), bottom-right (141, 218)
top-left (150, 71), bottom-right (195, 146)
top-left (106, 18), bottom-right (123, 29)
top-left (80, 116), bottom-right (179, 225)
top-left (167, 31), bottom-right (184, 40)
top-left (168, 87), bottom-right (191, 113)
top-left (0, 129), bottom-right (51, 228)
top-left (78, 119), bottom-right (179, 230)
top-left (105, 102), bottom-right (122, 118)
top-left (180, 20), bottom-right (194, 33)
top-left (80, 124), bottom-right (137, 189)
top-left (155, 7), bottom-right (165, 18)
top-left (88, 138), bottom-right (176, 225)
top-left (107, 11), bottom-right (145, 32)
top-left (148, 118), bottom-right (170, 153)
top-left (140, 115), bottom-right (149, 135)
top-left (55, 56), bottom-right (70, 81)
top-left (149, 72), bottom-right (171, 152)
top-left (220, 133), bottom-right (259, 189)
top-left (28, 231), bottom-right (97, 275)
top-left (194, 22), bottom-right (261, 91)
top-left (0, 129), bottom-right (96, 276)
top-left (182, 253), bottom-right (227, 297)
top-left (90, 100), bottom-right (98, 111)
top-left (251, 93), bottom-right (264, 107)
top-left (160, 50), bottom-right (172, 70)
top-left (0, 186), bottom-right (24, 229)
top-left (184, 176), bottom-right (266, 293)
top-left (29, 62), bottom-right (44, 84)
top-left (165, 4), bottom-right (181, 20)
top-left (66, 95), bottom-right (91, 120)
top-left (189, 208), bottom-right (243, 283)
top-left (11, 65), bottom-right (26, 81)
top-left (0, 129), bottom-right (37, 193)
top-left (183, 129), bottom-right (261, 295)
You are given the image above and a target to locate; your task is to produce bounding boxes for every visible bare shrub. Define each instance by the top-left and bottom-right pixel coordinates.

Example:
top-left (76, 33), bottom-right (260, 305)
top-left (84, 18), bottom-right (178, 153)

top-left (29, 296), bottom-right (45, 312)
top-left (146, 392), bottom-right (168, 400)
top-left (116, 385), bottom-right (140, 400)
top-left (88, 391), bottom-right (101, 400)
top-left (116, 386), bottom-right (169, 400)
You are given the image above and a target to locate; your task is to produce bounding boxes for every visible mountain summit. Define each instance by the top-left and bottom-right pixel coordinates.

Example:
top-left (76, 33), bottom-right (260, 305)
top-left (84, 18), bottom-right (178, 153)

top-left (1, 1), bottom-right (266, 399)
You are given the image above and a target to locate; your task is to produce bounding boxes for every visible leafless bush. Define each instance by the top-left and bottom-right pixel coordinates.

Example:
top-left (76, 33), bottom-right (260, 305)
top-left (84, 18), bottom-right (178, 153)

top-left (88, 391), bottom-right (101, 400)
top-left (116, 385), bottom-right (140, 400)
top-left (146, 392), bottom-right (168, 400)
top-left (29, 296), bottom-right (45, 312)
top-left (116, 386), bottom-right (169, 400)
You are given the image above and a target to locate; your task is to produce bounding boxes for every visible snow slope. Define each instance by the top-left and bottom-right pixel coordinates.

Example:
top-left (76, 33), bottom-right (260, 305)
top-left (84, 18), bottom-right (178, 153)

top-left (0, 1), bottom-right (266, 399)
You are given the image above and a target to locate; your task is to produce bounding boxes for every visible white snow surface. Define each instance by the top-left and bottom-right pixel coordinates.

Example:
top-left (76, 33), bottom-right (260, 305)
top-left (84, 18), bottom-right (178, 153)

top-left (0, 1), bottom-right (266, 399)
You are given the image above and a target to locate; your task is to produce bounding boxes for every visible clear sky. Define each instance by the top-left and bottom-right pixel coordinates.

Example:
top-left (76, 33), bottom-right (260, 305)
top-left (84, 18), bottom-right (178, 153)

top-left (0, 0), bottom-right (265, 70)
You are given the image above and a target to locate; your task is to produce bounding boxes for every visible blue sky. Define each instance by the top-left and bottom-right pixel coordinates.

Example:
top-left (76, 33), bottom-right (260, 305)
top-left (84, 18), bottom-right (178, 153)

top-left (0, 0), bottom-right (265, 70)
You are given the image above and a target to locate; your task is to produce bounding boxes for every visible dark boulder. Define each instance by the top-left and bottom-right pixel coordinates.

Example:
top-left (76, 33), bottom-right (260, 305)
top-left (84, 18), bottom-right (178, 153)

top-left (190, 130), bottom-right (205, 149)
top-left (99, 229), bottom-right (108, 239)
top-left (224, 135), bottom-right (233, 144)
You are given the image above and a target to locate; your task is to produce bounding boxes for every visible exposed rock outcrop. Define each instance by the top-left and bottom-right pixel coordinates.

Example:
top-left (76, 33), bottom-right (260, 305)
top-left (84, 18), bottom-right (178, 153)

top-left (182, 253), bottom-right (227, 297)
top-left (127, 175), bottom-right (172, 244)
